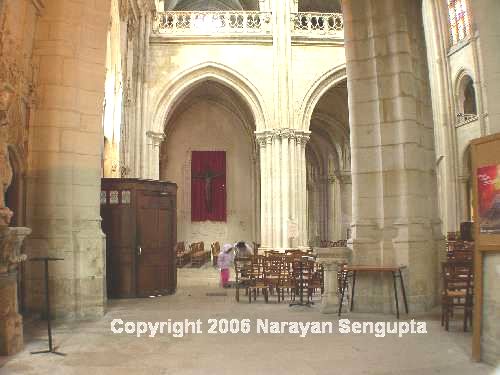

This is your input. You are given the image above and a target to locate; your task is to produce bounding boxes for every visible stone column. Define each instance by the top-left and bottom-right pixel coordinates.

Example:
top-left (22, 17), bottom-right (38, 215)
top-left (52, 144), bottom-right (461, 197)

top-left (0, 83), bottom-right (15, 227)
top-left (256, 129), bottom-right (309, 250)
top-left (0, 80), bottom-right (31, 356)
top-left (296, 133), bottom-right (309, 247)
top-left (339, 172), bottom-right (352, 239)
top-left (315, 247), bottom-right (351, 314)
top-left (24, 0), bottom-right (111, 319)
top-left (343, 0), bottom-right (441, 312)
top-left (258, 0), bottom-right (270, 12)
top-left (256, 0), bottom-right (311, 251)
top-left (327, 174), bottom-right (342, 240)
top-left (146, 131), bottom-right (165, 180)
top-left (0, 227), bottom-right (30, 355)
top-left (457, 175), bottom-right (470, 222)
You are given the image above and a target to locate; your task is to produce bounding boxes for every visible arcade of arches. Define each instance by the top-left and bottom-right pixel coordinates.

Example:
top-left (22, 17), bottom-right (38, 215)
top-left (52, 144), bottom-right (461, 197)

top-left (0, 0), bottom-right (499, 372)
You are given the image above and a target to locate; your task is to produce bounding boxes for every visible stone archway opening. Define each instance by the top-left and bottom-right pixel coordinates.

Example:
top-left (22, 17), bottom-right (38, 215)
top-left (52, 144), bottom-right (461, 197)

top-left (306, 79), bottom-right (351, 246)
top-left (160, 79), bottom-right (260, 274)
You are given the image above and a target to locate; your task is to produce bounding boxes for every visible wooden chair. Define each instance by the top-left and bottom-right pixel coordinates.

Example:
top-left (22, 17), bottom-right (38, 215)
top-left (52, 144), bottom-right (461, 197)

top-left (175, 242), bottom-right (188, 267)
top-left (447, 241), bottom-right (474, 261)
top-left (441, 260), bottom-right (474, 331)
top-left (234, 256), bottom-right (252, 302)
top-left (211, 242), bottom-right (220, 266)
top-left (190, 242), bottom-right (207, 267)
top-left (247, 256), bottom-right (269, 303)
top-left (263, 256), bottom-right (283, 302)
top-left (309, 262), bottom-right (324, 298)
top-left (291, 258), bottom-right (315, 304)
top-left (279, 257), bottom-right (296, 302)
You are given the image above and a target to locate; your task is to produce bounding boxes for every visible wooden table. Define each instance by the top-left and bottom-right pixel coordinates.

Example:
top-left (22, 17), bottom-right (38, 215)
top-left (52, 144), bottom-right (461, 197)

top-left (338, 265), bottom-right (409, 319)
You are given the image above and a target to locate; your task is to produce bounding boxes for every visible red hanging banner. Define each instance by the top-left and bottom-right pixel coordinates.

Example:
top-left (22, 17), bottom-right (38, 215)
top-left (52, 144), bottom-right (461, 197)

top-left (191, 151), bottom-right (226, 222)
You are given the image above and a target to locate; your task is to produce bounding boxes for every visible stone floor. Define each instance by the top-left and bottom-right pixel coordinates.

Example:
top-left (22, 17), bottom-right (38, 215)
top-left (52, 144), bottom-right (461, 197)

top-left (0, 265), bottom-right (496, 375)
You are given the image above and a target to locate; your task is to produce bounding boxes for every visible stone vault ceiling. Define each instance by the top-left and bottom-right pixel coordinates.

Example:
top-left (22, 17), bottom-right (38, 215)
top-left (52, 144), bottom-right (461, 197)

top-left (173, 0), bottom-right (245, 10)
top-left (299, 0), bottom-right (342, 12)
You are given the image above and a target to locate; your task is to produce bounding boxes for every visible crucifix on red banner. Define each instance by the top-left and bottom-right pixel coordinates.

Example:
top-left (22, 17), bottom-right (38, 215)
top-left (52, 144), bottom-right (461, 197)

top-left (191, 151), bottom-right (226, 222)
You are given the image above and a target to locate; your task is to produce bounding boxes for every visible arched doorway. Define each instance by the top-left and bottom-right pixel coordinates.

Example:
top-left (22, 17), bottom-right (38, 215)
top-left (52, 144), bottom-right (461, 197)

top-left (306, 80), bottom-right (351, 246)
top-left (160, 80), bottom-right (260, 252)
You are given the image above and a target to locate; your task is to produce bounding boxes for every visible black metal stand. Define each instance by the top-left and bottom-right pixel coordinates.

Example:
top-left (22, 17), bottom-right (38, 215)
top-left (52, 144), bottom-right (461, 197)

top-left (289, 257), bottom-right (314, 307)
top-left (338, 268), bottom-right (409, 319)
top-left (30, 257), bottom-right (66, 356)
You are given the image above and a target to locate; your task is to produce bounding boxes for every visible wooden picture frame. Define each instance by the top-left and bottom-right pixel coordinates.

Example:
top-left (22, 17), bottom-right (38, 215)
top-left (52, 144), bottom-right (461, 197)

top-left (470, 132), bottom-right (500, 361)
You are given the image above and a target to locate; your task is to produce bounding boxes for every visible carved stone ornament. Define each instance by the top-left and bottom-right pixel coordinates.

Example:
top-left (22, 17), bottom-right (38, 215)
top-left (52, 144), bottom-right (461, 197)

top-left (0, 227), bottom-right (30, 275)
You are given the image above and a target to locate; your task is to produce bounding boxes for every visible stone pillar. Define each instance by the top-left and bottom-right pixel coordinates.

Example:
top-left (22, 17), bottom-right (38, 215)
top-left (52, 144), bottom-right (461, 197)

top-left (146, 131), bottom-right (165, 180)
top-left (343, 0), bottom-right (441, 312)
top-left (339, 172), bottom-right (352, 239)
top-left (0, 80), bottom-right (31, 355)
top-left (296, 133), bottom-right (309, 247)
top-left (0, 83), bottom-right (15, 227)
top-left (457, 175), bottom-right (470, 222)
top-left (327, 174), bottom-right (343, 240)
top-left (255, 0), bottom-right (310, 251)
top-left (24, 0), bottom-right (111, 319)
top-left (258, 0), bottom-right (270, 12)
top-left (256, 130), bottom-right (309, 250)
top-left (0, 227), bottom-right (30, 355)
top-left (315, 247), bottom-right (351, 313)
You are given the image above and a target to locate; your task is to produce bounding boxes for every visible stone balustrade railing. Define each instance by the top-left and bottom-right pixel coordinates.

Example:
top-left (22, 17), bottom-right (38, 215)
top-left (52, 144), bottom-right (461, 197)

top-left (152, 11), bottom-right (273, 35)
top-left (291, 12), bottom-right (344, 38)
top-left (151, 11), bottom-right (345, 39)
top-left (456, 113), bottom-right (479, 127)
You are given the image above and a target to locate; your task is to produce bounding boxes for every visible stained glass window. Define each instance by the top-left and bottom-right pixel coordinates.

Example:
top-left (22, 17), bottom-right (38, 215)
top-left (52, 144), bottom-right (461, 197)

top-left (448, 0), bottom-right (471, 45)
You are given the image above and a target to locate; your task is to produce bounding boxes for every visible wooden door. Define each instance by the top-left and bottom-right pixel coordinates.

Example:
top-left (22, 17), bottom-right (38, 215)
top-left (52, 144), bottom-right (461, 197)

top-left (102, 197), bottom-right (136, 298)
top-left (136, 191), bottom-right (174, 296)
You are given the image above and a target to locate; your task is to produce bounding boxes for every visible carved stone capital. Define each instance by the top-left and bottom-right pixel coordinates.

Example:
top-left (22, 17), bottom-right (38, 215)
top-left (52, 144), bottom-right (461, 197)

top-left (255, 133), bottom-right (269, 147)
top-left (146, 131), bottom-right (165, 147)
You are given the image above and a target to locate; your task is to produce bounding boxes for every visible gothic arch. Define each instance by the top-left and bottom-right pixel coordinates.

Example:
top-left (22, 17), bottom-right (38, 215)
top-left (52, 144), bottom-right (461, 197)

top-left (151, 62), bottom-right (269, 134)
top-left (298, 64), bottom-right (347, 131)
top-left (454, 69), bottom-right (477, 115)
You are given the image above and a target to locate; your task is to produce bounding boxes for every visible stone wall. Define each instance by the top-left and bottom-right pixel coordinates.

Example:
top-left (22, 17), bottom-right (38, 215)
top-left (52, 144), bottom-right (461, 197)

top-left (160, 98), bottom-right (258, 245)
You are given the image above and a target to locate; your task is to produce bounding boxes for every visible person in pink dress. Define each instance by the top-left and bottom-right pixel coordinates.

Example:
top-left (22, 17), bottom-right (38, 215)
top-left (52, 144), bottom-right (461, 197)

top-left (217, 244), bottom-right (234, 288)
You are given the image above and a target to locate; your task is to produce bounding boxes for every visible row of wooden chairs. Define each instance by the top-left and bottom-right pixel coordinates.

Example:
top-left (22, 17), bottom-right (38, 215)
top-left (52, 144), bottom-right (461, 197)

top-left (446, 240), bottom-right (474, 261)
top-left (234, 253), bottom-right (323, 304)
top-left (175, 241), bottom-right (211, 268)
top-left (441, 259), bottom-right (474, 331)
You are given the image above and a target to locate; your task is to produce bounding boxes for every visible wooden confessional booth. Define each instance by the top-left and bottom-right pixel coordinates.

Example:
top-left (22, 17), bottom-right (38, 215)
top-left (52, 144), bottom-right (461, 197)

top-left (100, 179), bottom-right (177, 298)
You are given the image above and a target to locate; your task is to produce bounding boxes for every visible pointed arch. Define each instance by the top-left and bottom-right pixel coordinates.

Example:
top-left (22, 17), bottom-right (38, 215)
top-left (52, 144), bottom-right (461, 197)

top-left (298, 64), bottom-right (347, 131)
top-left (151, 62), bottom-right (269, 134)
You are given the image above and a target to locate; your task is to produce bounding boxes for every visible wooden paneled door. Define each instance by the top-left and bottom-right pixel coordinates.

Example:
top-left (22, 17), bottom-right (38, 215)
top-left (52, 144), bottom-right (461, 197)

top-left (136, 191), bottom-right (175, 297)
top-left (101, 178), bottom-right (177, 298)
